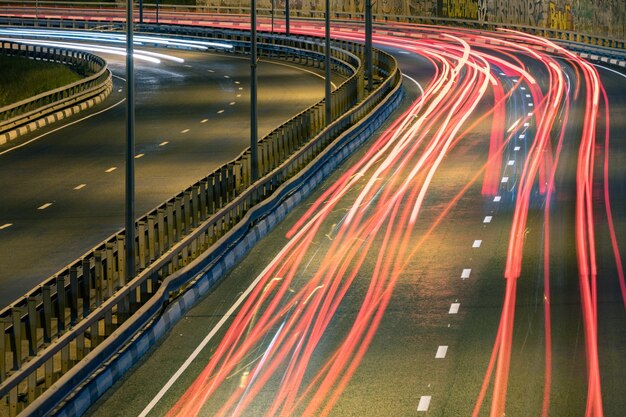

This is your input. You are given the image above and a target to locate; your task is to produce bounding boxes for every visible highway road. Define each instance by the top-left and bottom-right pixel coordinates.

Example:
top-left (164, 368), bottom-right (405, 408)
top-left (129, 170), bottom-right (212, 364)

top-left (83, 23), bottom-right (626, 417)
top-left (0, 31), bottom-right (333, 307)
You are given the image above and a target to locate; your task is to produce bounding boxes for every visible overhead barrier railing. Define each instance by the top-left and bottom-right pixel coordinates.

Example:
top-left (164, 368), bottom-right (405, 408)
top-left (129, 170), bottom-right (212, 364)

top-left (0, 20), bottom-right (401, 416)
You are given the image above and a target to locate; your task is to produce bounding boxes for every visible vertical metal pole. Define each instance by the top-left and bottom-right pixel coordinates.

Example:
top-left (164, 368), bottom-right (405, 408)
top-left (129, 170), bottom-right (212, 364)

top-left (250, 0), bottom-right (259, 182)
top-left (271, 0), bottom-right (275, 34)
top-left (139, 0), bottom-right (143, 24)
top-left (156, 0), bottom-right (159, 24)
top-left (365, 0), bottom-right (373, 91)
top-left (325, 0), bottom-right (331, 126)
top-left (285, 0), bottom-right (290, 35)
top-left (125, 0), bottom-right (136, 282)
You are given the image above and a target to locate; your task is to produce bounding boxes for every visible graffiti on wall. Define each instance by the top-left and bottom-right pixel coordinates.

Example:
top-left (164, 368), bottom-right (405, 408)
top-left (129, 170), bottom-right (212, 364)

top-left (549, 1), bottom-right (573, 30)
top-left (198, 0), bottom-right (626, 39)
top-left (493, 0), bottom-right (545, 27)
top-left (437, 0), bottom-right (479, 20)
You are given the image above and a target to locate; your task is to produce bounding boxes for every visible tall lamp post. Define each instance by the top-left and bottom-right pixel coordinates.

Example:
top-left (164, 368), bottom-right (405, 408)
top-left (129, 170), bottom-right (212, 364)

top-left (325, 0), bottom-right (331, 126)
top-left (125, 0), bottom-right (136, 282)
top-left (285, 0), bottom-right (290, 36)
top-left (365, 0), bottom-right (373, 91)
top-left (251, 1), bottom-right (259, 182)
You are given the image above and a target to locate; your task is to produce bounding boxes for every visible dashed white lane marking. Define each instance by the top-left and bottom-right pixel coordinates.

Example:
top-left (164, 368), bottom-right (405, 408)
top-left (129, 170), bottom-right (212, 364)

top-left (184, 64), bottom-right (192, 68)
top-left (449, 303), bottom-right (460, 314)
top-left (224, 75), bottom-right (230, 78)
top-left (217, 109), bottom-right (225, 114)
top-left (38, 203), bottom-right (53, 210)
top-left (135, 153), bottom-right (145, 159)
top-left (229, 102), bottom-right (236, 106)
top-left (105, 167), bottom-right (117, 173)
top-left (238, 87), bottom-right (243, 90)
top-left (236, 94), bottom-right (242, 98)
top-left (501, 177), bottom-right (509, 183)
top-left (484, 216), bottom-right (493, 223)
top-left (0, 223), bottom-right (12, 230)
top-left (519, 134), bottom-right (526, 139)
top-left (523, 122), bottom-right (530, 127)
top-left (514, 146), bottom-right (521, 151)
top-left (417, 396), bottom-right (432, 412)
top-left (461, 269), bottom-right (471, 279)
top-left (528, 102), bottom-right (534, 107)
top-left (234, 81), bottom-right (240, 84)
top-left (526, 94), bottom-right (531, 97)
top-left (207, 69), bottom-right (214, 73)
top-left (181, 128), bottom-right (190, 134)
top-left (118, 88), bottom-right (123, 93)
top-left (528, 112), bottom-right (533, 117)
top-left (521, 86), bottom-right (526, 90)
top-left (159, 141), bottom-right (169, 147)
top-left (508, 160), bottom-right (515, 166)
top-left (493, 196), bottom-right (501, 202)
top-left (201, 119), bottom-right (208, 123)
top-left (74, 184), bottom-right (86, 190)
top-left (435, 345), bottom-right (449, 359)
top-left (472, 239), bottom-right (482, 248)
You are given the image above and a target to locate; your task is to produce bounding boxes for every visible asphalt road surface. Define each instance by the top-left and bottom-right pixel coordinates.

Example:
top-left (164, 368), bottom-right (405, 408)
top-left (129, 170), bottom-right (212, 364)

top-left (84, 24), bottom-right (626, 417)
top-left (0, 40), bottom-right (331, 307)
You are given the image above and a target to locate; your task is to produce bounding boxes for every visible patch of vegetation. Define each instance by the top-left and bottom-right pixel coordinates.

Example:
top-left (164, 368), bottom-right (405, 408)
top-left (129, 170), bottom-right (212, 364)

top-left (0, 55), bottom-right (82, 107)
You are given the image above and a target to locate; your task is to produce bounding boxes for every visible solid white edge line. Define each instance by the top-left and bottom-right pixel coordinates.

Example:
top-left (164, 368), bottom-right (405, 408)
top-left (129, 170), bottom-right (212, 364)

top-left (401, 73), bottom-right (425, 97)
top-left (0, 98), bottom-right (126, 157)
top-left (262, 60), bottom-right (338, 89)
top-left (138, 240), bottom-right (297, 417)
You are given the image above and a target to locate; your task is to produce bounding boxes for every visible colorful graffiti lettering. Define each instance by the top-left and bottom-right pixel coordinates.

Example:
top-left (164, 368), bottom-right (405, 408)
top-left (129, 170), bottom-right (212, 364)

top-left (439, 0), bottom-right (479, 20)
top-left (549, 1), bottom-right (573, 31)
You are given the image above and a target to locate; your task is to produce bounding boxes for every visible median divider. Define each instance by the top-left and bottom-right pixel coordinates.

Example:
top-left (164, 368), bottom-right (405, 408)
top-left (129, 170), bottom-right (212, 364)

top-left (0, 23), bottom-right (401, 416)
top-left (51, 56), bottom-right (403, 417)
top-left (0, 40), bottom-right (112, 145)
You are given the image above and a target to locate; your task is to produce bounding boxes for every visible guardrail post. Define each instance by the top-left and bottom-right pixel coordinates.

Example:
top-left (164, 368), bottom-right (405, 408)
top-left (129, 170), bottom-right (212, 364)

top-left (69, 267), bottom-right (79, 325)
top-left (174, 198), bottom-right (183, 241)
top-left (117, 235), bottom-right (126, 287)
top-left (94, 251), bottom-right (103, 306)
top-left (42, 285), bottom-right (52, 344)
top-left (138, 221), bottom-right (147, 270)
top-left (198, 181), bottom-right (208, 220)
top-left (183, 191), bottom-right (192, 234)
top-left (157, 208), bottom-right (165, 254)
top-left (56, 276), bottom-right (67, 333)
top-left (1, 316), bottom-right (9, 382)
top-left (81, 259), bottom-right (91, 318)
top-left (148, 215), bottom-right (156, 261)
top-left (10, 308), bottom-right (22, 370)
top-left (106, 243), bottom-right (115, 296)
top-left (26, 297), bottom-right (38, 356)
top-left (166, 202), bottom-right (175, 249)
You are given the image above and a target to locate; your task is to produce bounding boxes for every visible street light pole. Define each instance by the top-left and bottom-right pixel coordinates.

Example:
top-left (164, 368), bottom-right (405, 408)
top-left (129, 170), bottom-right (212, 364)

top-left (250, 0), bottom-right (259, 182)
top-left (271, 0), bottom-right (275, 34)
top-left (139, 0), bottom-right (143, 24)
top-left (125, 0), bottom-right (136, 282)
top-left (325, 0), bottom-right (331, 126)
top-left (285, 0), bottom-right (290, 36)
top-left (365, 0), bottom-right (373, 91)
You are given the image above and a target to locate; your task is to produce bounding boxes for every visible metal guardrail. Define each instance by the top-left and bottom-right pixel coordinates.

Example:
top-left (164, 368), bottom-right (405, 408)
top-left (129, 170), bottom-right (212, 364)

top-left (0, 22), bottom-right (399, 416)
top-left (0, 40), bottom-right (111, 135)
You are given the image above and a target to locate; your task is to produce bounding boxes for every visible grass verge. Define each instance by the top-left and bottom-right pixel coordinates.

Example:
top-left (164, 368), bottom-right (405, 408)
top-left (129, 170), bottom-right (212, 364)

top-left (0, 55), bottom-right (83, 107)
